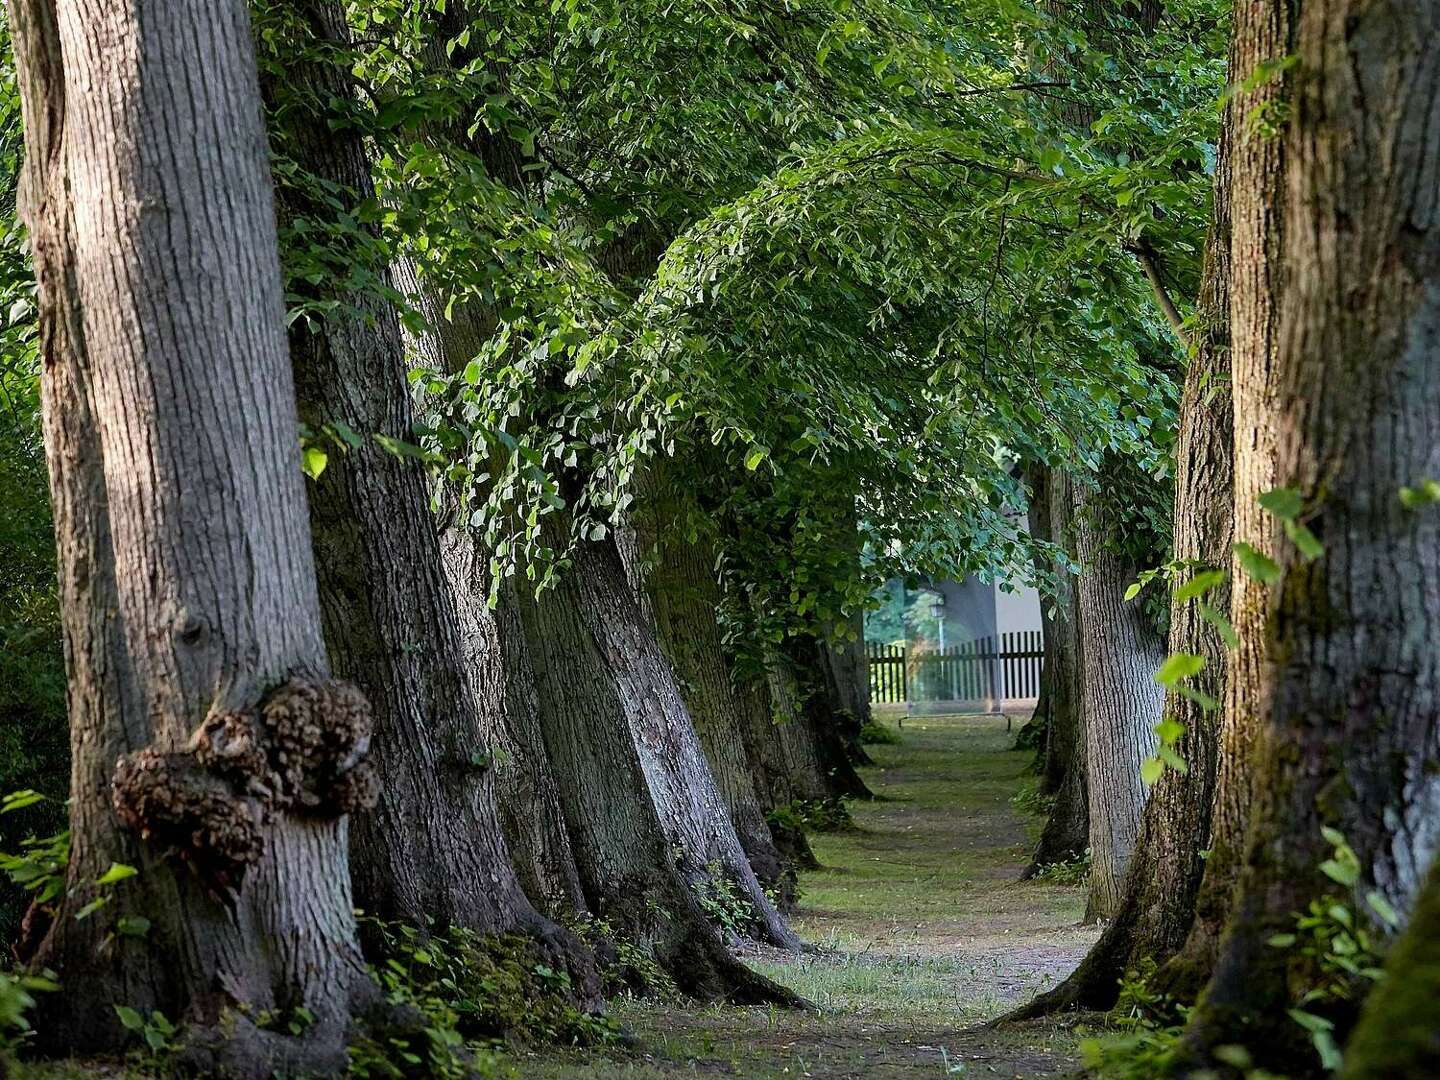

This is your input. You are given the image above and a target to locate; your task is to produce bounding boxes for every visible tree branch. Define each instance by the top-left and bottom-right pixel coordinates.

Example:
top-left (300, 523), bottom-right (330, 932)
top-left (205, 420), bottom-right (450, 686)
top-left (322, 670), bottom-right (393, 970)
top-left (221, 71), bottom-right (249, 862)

top-left (1127, 241), bottom-right (1189, 347)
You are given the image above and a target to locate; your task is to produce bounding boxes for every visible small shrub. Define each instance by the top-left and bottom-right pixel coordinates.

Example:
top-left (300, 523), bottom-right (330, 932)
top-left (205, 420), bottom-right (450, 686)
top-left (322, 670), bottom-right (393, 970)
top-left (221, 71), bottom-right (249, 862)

top-left (1031, 849), bottom-right (1090, 887)
top-left (767, 799), bottom-right (852, 834)
top-left (1009, 781), bottom-right (1054, 819)
top-left (569, 915), bottom-right (678, 1001)
top-left (858, 719), bottom-right (901, 746)
top-left (361, 916), bottom-right (619, 1050)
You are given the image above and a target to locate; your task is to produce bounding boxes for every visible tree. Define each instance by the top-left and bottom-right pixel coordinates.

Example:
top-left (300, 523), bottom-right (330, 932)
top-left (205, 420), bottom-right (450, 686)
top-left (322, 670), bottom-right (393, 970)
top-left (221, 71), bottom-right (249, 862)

top-left (1176, 0), bottom-right (1440, 1069)
top-left (8, 0), bottom-right (378, 1071)
top-left (1071, 475), bottom-right (1166, 921)
top-left (620, 460), bottom-right (794, 898)
top-left (1023, 470), bottom-right (1090, 876)
top-left (257, 4), bottom-right (599, 1008)
top-left (1011, 86), bottom-right (1234, 1009)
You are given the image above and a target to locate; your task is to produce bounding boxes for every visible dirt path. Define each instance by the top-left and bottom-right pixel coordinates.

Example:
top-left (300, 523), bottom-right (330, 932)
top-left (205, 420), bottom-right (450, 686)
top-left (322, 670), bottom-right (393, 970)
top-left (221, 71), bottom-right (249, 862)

top-left (513, 712), bottom-right (1098, 1079)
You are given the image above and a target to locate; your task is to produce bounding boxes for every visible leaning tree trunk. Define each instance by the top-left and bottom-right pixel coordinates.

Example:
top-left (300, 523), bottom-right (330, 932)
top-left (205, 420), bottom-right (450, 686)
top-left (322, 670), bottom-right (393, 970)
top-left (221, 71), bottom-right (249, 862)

top-left (1024, 471), bottom-right (1089, 876)
top-left (1071, 481), bottom-right (1165, 922)
top-left (265, 1), bottom-right (594, 1002)
top-left (1154, 0), bottom-right (1292, 1006)
top-left (1176, 1), bottom-right (1440, 1071)
top-left (1339, 858), bottom-right (1440, 1078)
top-left (620, 467), bottom-right (793, 899)
top-left (1010, 98), bottom-right (1234, 1014)
top-left (733, 670), bottom-right (821, 869)
top-left (375, 4), bottom-right (591, 924)
top-left (11, 1), bottom-right (376, 1072)
top-left (518, 514), bottom-right (804, 1000)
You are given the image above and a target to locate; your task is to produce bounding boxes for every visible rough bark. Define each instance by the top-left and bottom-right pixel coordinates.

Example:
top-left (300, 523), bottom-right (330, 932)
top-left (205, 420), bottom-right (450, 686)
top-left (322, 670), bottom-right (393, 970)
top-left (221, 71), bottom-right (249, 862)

top-left (1072, 481), bottom-right (1166, 923)
top-left (518, 515), bottom-right (804, 1000)
top-left (266, 3), bottom-right (595, 1008)
top-left (733, 671), bottom-right (821, 869)
top-left (1340, 859), bottom-right (1440, 1079)
top-left (11, 1), bottom-right (376, 1071)
top-left (820, 612), bottom-right (873, 765)
top-left (777, 635), bottom-right (876, 803)
top-left (1153, 0), bottom-right (1293, 1007)
top-left (1010, 100), bottom-right (1234, 1013)
top-left (1024, 471), bottom-right (1090, 875)
top-left (1177, 1), bottom-right (1440, 1070)
top-left (1019, 466), bottom-right (1057, 776)
top-left (377, 5), bottom-right (590, 924)
top-left (620, 470), bottom-right (793, 900)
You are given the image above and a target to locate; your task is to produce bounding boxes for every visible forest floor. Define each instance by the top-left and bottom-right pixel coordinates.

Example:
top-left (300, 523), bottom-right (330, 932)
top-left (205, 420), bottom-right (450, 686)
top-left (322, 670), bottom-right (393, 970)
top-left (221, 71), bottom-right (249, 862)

top-left (509, 710), bottom-right (1099, 1080)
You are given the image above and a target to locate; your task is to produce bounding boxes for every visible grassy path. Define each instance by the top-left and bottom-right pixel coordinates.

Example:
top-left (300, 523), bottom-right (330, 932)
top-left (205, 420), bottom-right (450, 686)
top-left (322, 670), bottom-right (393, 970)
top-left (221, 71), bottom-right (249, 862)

top-left (512, 712), bottom-right (1098, 1079)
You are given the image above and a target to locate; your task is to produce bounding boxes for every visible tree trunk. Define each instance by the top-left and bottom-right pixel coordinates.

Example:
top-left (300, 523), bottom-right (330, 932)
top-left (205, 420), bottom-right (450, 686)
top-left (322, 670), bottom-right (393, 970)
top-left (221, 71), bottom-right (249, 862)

top-left (1010, 100), bottom-right (1235, 1013)
top-left (1340, 859), bottom-right (1440, 1079)
top-left (733, 670), bottom-right (821, 869)
top-left (518, 514), bottom-right (804, 1000)
top-left (1072, 481), bottom-right (1165, 923)
top-left (778, 635), bottom-right (876, 803)
top-left (1177, 1), bottom-right (1440, 1070)
top-left (374, 5), bottom-right (590, 925)
top-left (620, 469), bottom-right (793, 900)
top-left (1024, 471), bottom-right (1090, 875)
top-left (266, 1), bottom-right (594, 1004)
top-left (1152, 0), bottom-right (1293, 1007)
top-left (820, 613), bottom-right (873, 765)
top-left (1019, 466), bottom-right (1057, 776)
top-left (11, 1), bottom-right (376, 1071)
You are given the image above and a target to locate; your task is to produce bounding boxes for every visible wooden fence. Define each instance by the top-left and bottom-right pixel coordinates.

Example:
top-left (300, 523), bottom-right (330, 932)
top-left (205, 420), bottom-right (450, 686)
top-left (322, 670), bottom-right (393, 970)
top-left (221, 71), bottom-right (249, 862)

top-left (867, 631), bottom-right (1044, 707)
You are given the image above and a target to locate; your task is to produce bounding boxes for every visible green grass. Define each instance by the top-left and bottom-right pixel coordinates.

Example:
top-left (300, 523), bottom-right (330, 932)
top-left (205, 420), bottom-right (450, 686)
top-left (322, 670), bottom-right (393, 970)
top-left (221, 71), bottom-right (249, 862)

top-left (508, 712), bottom-right (1092, 1080)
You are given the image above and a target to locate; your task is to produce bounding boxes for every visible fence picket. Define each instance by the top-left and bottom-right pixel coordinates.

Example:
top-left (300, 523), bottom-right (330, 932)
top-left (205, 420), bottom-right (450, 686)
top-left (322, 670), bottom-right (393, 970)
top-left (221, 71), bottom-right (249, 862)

top-left (865, 631), bottom-right (1045, 708)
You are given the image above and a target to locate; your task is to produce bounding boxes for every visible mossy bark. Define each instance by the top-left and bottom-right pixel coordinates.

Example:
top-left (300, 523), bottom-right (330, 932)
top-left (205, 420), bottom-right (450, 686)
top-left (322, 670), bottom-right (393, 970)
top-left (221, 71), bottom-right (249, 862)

top-left (1175, 0), bottom-right (1440, 1070)
top-left (1340, 860), bottom-right (1440, 1078)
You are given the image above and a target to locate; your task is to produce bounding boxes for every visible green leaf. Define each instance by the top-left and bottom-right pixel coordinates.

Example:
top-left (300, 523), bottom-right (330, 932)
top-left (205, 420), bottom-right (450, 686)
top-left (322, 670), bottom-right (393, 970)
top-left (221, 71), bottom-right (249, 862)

top-left (1234, 542), bottom-right (1281, 584)
top-left (74, 896), bottom-right (109, 921)
top-left (1139, 757), bottom-right (1164, 786)
top-left (1156, 744), bottom-right (1189, 774)
top-left (96, 862), bottom-right (138, 886)
top-left (1174, 684), bottom-right (1220, 712)
top-left (1154, 717), bottom-right (1185, 745)
top-left (744, 447), bottom-right (768, 471)
top-left (1175, 569), bottom-right (1226, 603)
top-left (1258, 487), bottom-right (1303, 520)
top-left (1, 790), bottom-right (46, 814)
top-left (1399, 479), bottom-right (1440, 509)
top-left (1123, 581), bottom-right (1143, 601)
top-left (1320, 857), bottom-right (1360, 888)
top-left (1154, 652), bottom-right (1205, 687)
top-left (1199, 603), bottom-right (1239, 649)
top-left (1284, 519), bottom-right (1324, 560)
top-left (116, 916), bottom-right (151, 938)
top-left (301, 445), bottom-right (328, 481)
top-left (1366, 891), bottom-right (1401, 928)
top-left (114, 1005), bottom-right (145, 1032)
top-left (1266, 934), bottom-right (1297, 948)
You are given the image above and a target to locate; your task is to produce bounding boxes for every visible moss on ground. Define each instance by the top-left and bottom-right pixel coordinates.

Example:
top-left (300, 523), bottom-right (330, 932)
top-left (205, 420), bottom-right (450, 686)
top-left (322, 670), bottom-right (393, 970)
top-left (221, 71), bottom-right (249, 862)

top-left (508, 711), bottom-right (1095, 1079)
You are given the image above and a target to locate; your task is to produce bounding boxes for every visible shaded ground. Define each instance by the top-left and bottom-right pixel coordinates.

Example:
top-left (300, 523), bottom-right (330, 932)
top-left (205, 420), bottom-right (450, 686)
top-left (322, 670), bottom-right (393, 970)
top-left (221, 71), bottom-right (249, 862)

top-left (510, 711), bottom-right (1098, 1079)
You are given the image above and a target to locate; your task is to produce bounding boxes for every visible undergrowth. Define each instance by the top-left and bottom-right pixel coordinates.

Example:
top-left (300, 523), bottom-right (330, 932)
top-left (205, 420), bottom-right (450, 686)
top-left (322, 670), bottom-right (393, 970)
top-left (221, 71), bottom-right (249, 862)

top-left (766, 799), bottom-right (852, 834)
top-left (858, 719), bottom-right (902, 746)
